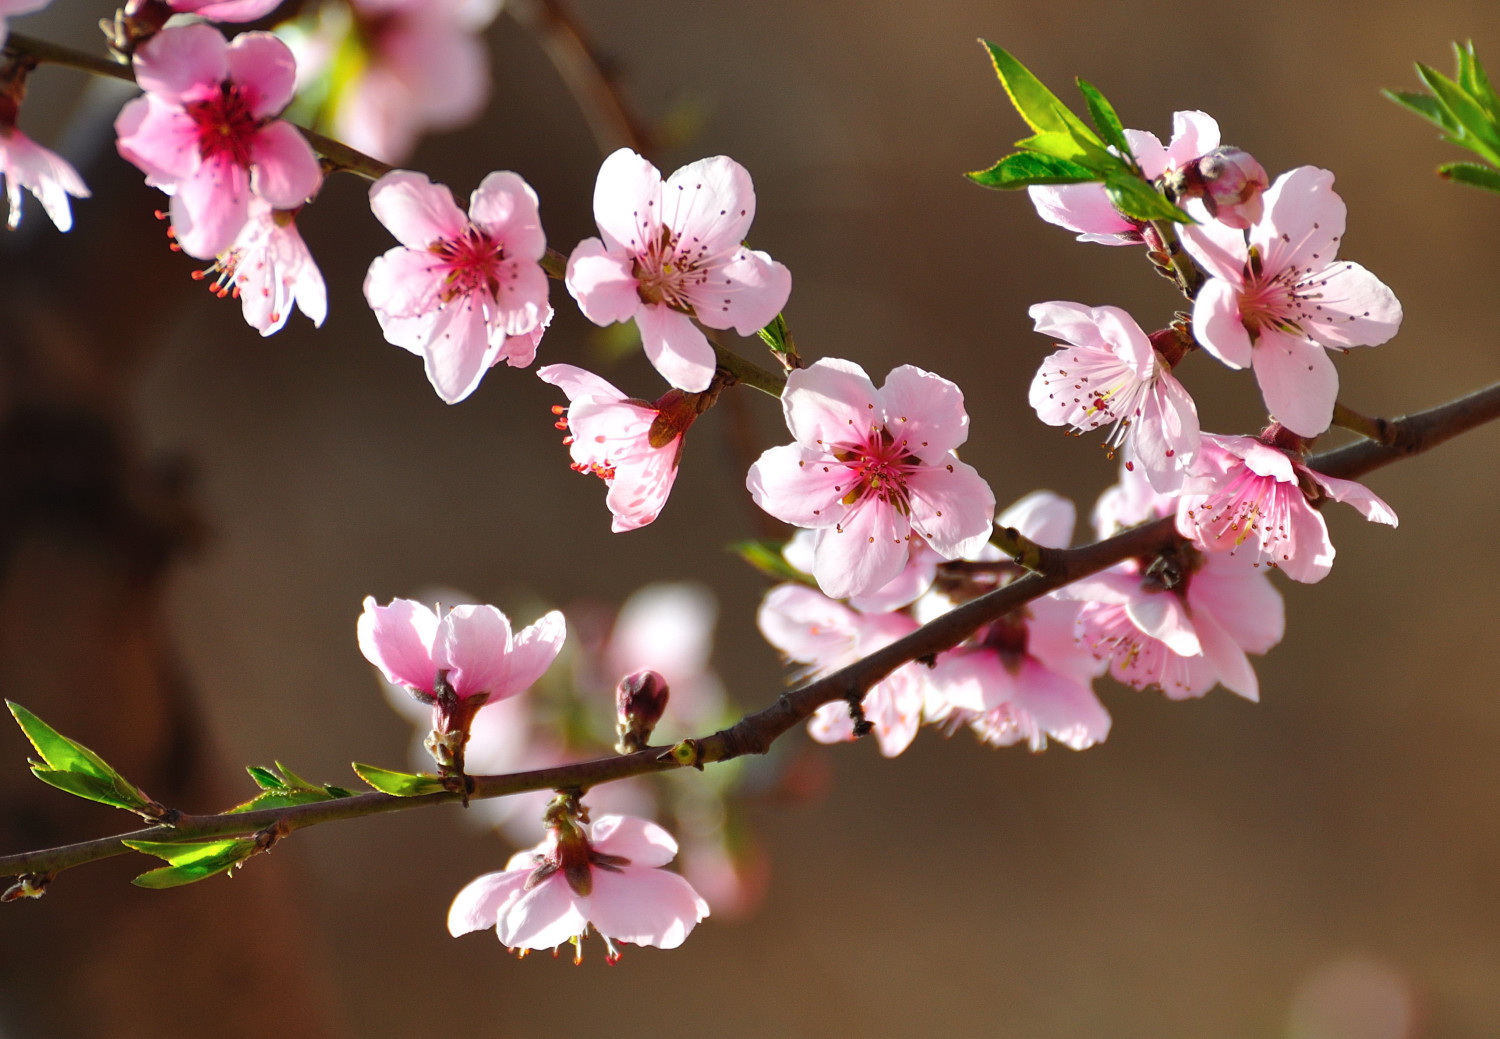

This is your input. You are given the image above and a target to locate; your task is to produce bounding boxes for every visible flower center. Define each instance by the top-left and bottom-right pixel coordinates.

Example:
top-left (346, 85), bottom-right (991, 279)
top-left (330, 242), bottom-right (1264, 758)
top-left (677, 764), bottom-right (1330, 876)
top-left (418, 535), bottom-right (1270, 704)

top-left (634, 225), bottom-right (708, 311)
top-left (834, 429), bottom-right (916, 511)
top-left (187, 84), bottom-right (261, 168)
top-left (431, 227), bottom-right (506, 302)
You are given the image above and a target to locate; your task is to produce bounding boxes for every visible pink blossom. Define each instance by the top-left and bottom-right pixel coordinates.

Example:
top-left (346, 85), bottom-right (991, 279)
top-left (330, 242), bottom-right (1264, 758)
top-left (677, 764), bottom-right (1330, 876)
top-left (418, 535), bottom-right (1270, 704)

top-left (1175, 433), bottom-right (1397, 583)
top-left (1068, 548), bottom-right (1285, 701)
top-left (448, 812), bottom-right (709, 961)
top-left (1028, 301), bottom-right (1200, 492)
top-left (169, 0), bottom-right (282, 21)
top-left (757, 582), bottom-right (926, 757)
top-left (1180, 166), bottom-right (1403, 436)
top-left (1027, 110), bottom-right (1221, 244)
top-left (747, 359), bottom-right (997, 600)
top-left (195, 198), bottom-right (325, 335)
top-left (114, 25), bottom-right (323, 260)
top-left (279, 0), bottom-right (501, 163)
top-left (537, 365), bottom-right (701, 532)
top-left (365, 169), bottom-right (551, 404)
top-left (783, 528), bottom-right (947, 614)
top-left (1092, 460), bottom-right (1176, 539)
top-left (1179, 147), bottom-right (1270, 230)
top-left (566, 148), bottom-right (791, 392)
top-left (0, 126), bottom-right (89, 232)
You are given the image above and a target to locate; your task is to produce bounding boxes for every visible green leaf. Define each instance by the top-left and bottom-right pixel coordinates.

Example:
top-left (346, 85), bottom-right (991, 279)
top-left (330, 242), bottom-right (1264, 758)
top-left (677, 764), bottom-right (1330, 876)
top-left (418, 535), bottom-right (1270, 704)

top-left (756, 314), bottom-right (793, 356)
top-left (351, 763), bottom-right (446, 797)
top-left (124, 838), bottom-right (259, 889)
top-left (247, 766), bottom-right (284, 791)
top-left (1438, 161), bottom-right (1500, 193)
top-left (229, 789), bottom-right (343, 813)
top-left (1415, 63), bottom-right (1500, 164)
top-left (273, 761), bottom-right (320, 792)
top-left (7, 702), bottom-right (153, 814)
top-left (729, 539), bottom-right (814, 585)
top-left (966, 151), bottom-right (1097, 189)
top-left (1383, 88), bottom-right (1461, 133)
top-left (1015, 131), bottom-right (1115, 168)
top-left (979, 40), bottom-right (1102, 146)
top-left (1455, 41), bottom-right (1500, 122)
top-left (1076, 77), bottom-right (1130, 156)
top-left (1103, 174), bottom-right (1190, 223)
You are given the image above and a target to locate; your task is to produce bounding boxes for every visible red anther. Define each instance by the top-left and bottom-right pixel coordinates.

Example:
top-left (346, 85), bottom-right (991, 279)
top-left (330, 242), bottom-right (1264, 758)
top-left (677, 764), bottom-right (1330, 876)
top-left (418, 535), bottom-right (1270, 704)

top-left (554, 420), bottom-right (569, 430)
top-left (550, 404), bottom-right (566, 415)
top-left (190, 270), bottom-right (206, 280)
top-left (153, 209), bottom-right (168, 220)
top-left (561, 435), bottom-right (574, 445)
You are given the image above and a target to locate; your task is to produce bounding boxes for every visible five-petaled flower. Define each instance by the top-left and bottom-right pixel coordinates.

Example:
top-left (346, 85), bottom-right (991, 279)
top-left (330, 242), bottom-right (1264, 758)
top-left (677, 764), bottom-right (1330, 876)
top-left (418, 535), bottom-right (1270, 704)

top-left (364, 169), bottom-right (551, 404)
top-left (448, 808), bottom-right (709, 962)
top-left (114, 24), bottom-right (323, 260)
top-left (746, 358), bottom-right (996, 600)
top-left (1180, 166), bottom-right (1403, 436)
top-left (566, 148), bottom-right (791, 393)
top-left (195, 197), bottom-right (326, 336)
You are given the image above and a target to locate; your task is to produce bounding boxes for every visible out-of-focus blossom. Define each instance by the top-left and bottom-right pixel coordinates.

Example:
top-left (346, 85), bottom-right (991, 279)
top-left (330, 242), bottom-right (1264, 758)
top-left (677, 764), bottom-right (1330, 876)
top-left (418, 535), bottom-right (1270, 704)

top-left (566, 148), bottom-right (791, 392)
top-left (0, 125), bottom-right (88, 231)
top-left (1180, 166), bottom-right (1403, 436)
top-left (0, 0), bottom-right (51, 49)
top-left (747, 358), bottom-right (996, 600)
top-left (115, 25), bottom-right (322, 259)
top-left (365, 169), bottom-right (550, 403)
top-left (196, 197), bottom-right (325, 335)
top-left (449, 811), bottom-right (709, 962)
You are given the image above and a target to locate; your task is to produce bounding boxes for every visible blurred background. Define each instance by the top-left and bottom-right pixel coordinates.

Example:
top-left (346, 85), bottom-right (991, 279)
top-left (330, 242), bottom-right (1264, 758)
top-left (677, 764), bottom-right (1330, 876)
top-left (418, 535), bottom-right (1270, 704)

top-left (1, 0), bottom-right (1499, 1036)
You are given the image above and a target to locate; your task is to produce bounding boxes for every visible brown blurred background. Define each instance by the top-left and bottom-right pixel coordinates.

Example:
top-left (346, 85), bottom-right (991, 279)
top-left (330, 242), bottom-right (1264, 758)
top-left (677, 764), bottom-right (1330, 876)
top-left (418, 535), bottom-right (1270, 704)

top-left (2, 1), bottom-right (1499, 1036)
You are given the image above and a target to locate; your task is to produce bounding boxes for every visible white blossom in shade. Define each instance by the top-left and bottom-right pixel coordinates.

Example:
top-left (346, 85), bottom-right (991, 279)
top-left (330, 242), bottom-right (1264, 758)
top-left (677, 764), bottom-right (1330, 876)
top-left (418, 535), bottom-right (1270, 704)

top-left (1028, 301), bottom-right (1199, 492)
top-left (449, 813), bottom-right (709, 962)
top-left (364, 169), bottom-right (551, 403)
top-left (1179, 166), bottom-right (1403, 436)
top-left (747, 358), bottom-right (996, 600)
top-left (566, 148), bottom-right (791, 392)
top-left (0, 125), bottom-right (89, 232)
top-left (757, 582), bottom-right (927, 758)
top-left (1175, 433), bottom-right (1398, 583)
top-left (197, 198), bottom-right (325, 335)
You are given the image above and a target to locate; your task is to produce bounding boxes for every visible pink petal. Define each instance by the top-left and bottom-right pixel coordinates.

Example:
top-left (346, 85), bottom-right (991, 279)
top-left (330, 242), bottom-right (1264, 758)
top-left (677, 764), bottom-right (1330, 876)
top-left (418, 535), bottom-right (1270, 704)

top-left (1190, 605), bottom-right (1258, 701)
top-left (565, 237), bottom-right (642, 327)
top-left (1026, 183), bottom-right (1137, 242)
top-left (536, 363), bottom-right (627, 404)
top-left (369, 170), bottom-right (468, 249)
top-left (448, 869), bottom-right (528, 936)
top-left (807, 700), bottom-right (856, 744)
top-left (690, 247), bottom-right (790, 336)
top-left (225, 31), bottom-right (297, 118)
top-left (587, 867), bottom-right (708, 949)
top-left (248, 120), bottom-right (322, 207)
top-left (1009, 659), bottom-right (1111, 750)
top-left (432, 604), bottom-right (513, 699)
top-left (469, 171), bottom-right (546, 261)
top-left (495, 610), bottom-right (566, 699)
top-left (1300, 261), bottom-right (1403, 349)
top-left (1093, 305), bottom-right (1156, 381)
top-left (1125, 593), bottom-right (1201, 656)
top-left (812, 498), bottom-right (908, 599)
top-left (1311, 472), bottom-right (1399, 527)
top-left (1165, 110), bottom-right (1220, 167)
top-left (1121, 129), bottom-right (1168, 180)
top-left (590, 815), bottom-right (679, 868)
top-left (1276, 498), bottom-right (1336, 583)
top-left (114, 98), bottom-right (200, 183)
top-left (363, 246), bottom-right (446, 321)
top-left (1188, 557), bottom-right (1285, 655)
top-left (904, 458), bottom-right (996, 560)
top-left (636, 304), bottom-right (715, 392)
top-left (605, 441), bottom-right (680, 532)
top-left (1129, 372), bottom-right (1200, 494)
top-left (661, 154), bottom-right (756, 256)
top-left (133, 23), bottom-right (227, 104)
top-left (421, 297), bottom-right (497, 404)
top-left (1192, 276), bottom-right (1254, 369)
top-left (172, 155), bottom-right (249, 259)
top-left (1, 129), bottom-right (89, 232)
top-left (591, 147), bottom-right (662, 253)
top-left (781, 358), bottom-right (881, 449)
top-left (496, 875), bottom-right (588, 950)
top-left (1178, 218), bottom-right (1249, 285)
top-left (864, 671), bottom-right (925, 757)
top-left (178, 0), bottom-right (284, 21)
top-left (1252, 329), bottom-right (1338, 436)
top-left (487, 260), bottom-right (550, 339)
top-left (877, 365), bottom-right (971, 463)
top-left (996, 490), bottom-right (1075, 548)
top-left (1029, 300), bottom-right (1106, 348)
top-left (357, 596), bottom-right (439, 693)
top-left (1251, 166), bottom-right (1345, 276)
top-left (757, 583), bottom-right (857, 667)
top-left (746, 443), bottom-right (844, 527)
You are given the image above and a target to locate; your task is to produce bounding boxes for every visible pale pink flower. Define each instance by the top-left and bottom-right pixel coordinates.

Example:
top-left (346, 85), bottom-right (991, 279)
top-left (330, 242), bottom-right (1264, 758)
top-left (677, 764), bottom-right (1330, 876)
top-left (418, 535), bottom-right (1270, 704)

top-left (169, 0), bottom-right (282, 20)
top-left (1067, 548), bottom-right (1285, 701)
top-left (449, 813), bottom-right (709, 961)
top-left (536, 364), bottom-right (698, 532)
top-left (1175, 433), bottom-right (1397, 583)
top-left (1180, 166), bottom-right (1403, 436)
top-left (757, 582), bottom-right (926, 757)
top-left (783, 528), bottom-right (947, 614)
top-left (1028, 301), bottom-right (1200, 492)
top-left (748, 359), bottom-right (995, 600)
top-left (1028, 109), bottom-right (1221, 244)
top-left (566, 148), bottom-right (791, 392)
top-left (280, 0), bottom-right (501, 163)
top-left (195, 197), bottom-right (325, 335)
top-left (114, 24), bottom-right (323, 260)
top-left (0, 126), bottom-right (89, 232)
top-left (0, 0), bottom-right (51, 48)
top-left (365, 169), bottom-right (550, 404)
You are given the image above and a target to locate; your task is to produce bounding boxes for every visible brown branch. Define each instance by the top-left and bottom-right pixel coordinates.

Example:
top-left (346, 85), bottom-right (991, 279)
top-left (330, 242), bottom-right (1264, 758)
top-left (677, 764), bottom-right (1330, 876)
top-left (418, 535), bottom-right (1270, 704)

top-left (5, 378), bottom-right (1497, 887)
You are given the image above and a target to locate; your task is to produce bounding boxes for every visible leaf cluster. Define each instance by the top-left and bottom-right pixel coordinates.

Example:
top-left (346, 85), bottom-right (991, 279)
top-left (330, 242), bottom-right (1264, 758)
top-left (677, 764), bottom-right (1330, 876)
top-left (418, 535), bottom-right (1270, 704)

top-left (1387, 41), bottom-right (1500, 193)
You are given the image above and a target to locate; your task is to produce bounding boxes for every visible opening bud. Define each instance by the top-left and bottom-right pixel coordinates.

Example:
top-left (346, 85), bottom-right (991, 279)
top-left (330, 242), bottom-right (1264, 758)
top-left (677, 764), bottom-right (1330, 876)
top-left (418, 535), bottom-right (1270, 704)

top-left (615, 669), bottom-right (670, 753)
top-left (1169, 147), bottom-right (1269, 230)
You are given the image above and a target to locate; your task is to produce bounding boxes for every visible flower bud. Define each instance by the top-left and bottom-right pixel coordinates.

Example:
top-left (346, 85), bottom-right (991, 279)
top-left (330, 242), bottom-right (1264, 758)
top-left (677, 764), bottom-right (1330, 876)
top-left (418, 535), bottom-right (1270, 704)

top-left (1187, 147), bottom-right (1269, 229)
top-left (615, 669), bottom-right (670, 753)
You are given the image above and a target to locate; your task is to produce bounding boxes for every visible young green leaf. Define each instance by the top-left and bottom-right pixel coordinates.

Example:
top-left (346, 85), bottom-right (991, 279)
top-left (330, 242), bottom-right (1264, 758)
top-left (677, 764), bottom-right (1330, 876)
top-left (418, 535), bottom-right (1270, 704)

top-left (729, 539), bottom-right (814, 585)
top-left (1455, 41), bottom-right (1500, 122)
top-left (1076, 77), bottom-right (1130, 156)
top-left (351, 763), bottom-right (447, 797)
top-left (967, 152), bottom-right (1096, 189)
top-left (7, 701), bottom-right (154, 814)
top-left (756, 313), bottom-right (792, 355)
top-left (1438, 161), bottom-right (1500, 193)
top-left (1015, 130), bottom-right (1114, 168)
top-left (124, 838), bottom-right (259, 889)
top-left (1414, 63), bottom-right (1500, 165)
top-left (247, 765), bottom-right (285, 791)
top-left (979, 40), bottom-right (1102, 145)
top-left (1103, 174), bottom-right (1191, 223)
top-left (1383, 88), bottom-right (1461, 133)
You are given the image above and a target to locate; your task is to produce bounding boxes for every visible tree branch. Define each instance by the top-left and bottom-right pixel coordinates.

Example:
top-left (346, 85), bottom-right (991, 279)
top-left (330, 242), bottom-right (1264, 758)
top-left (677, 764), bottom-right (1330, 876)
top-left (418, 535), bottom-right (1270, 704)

top-left (4, 379), bottom-right (1496, 887)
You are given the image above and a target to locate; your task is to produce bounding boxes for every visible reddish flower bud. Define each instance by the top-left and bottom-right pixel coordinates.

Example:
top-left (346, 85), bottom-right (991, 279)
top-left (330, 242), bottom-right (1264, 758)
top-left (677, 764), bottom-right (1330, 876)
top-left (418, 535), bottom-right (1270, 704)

top-left (1189, 147), bottom-right (1269, 229)
top-left (615, 669), bottom-right (670, 753)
